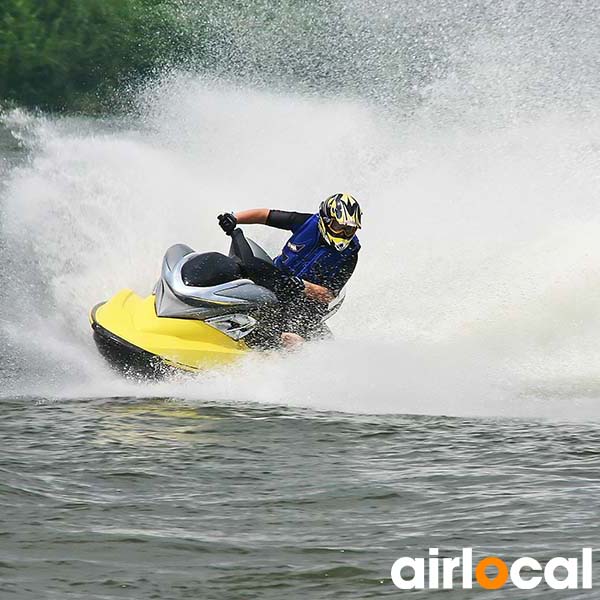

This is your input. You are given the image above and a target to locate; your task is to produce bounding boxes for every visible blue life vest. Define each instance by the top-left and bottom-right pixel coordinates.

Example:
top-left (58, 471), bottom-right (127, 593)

top-left (273, 214), bottom-right (360, 286)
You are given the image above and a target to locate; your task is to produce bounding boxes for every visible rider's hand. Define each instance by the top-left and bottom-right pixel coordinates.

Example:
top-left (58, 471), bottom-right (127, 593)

top-left (273, 273), bottom-right (305, 301)
top-left (218, 212), bottom-right (237, 235)
top-left (287, 275), bottom-right (305, 295)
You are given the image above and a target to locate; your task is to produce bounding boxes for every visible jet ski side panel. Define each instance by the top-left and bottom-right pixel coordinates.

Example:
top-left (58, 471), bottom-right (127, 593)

top-left (90, 289), bottom-right (248, 375)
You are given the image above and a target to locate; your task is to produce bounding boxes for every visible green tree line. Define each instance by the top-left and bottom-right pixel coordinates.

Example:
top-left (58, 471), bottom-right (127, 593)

top-left (0, 0), bottom-right (200, 112)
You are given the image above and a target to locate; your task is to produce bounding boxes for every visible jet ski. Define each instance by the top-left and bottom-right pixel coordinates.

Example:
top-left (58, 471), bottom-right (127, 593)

top-left (90, 235), bottom-right (344, 377)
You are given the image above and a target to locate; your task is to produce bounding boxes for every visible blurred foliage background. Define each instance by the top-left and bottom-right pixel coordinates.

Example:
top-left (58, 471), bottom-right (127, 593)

top-left (0, 0), bottom-right (201, 112)
top-left (2, 1), bottom-right (595, 116)
top-left (0, 0), bottom-right (450, 115)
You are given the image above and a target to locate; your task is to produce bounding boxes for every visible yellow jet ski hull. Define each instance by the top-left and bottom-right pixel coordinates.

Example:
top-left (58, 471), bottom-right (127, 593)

top-left (90, 289), bottom-right (249, 377)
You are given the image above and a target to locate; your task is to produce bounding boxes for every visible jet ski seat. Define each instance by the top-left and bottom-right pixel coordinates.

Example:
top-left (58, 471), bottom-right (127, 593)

top-left (181, 252), bottom-right (242, 288)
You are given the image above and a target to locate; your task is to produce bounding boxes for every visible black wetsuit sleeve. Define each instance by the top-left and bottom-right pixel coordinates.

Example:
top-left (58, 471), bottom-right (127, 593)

top-left (266, 210), bottom-right (312, 231)
top-left (323, 252), bottom-right (359, 294)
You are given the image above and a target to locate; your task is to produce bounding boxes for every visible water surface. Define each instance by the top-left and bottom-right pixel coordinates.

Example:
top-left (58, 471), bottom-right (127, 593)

top-left (2, 397), bottom-right (599, 598)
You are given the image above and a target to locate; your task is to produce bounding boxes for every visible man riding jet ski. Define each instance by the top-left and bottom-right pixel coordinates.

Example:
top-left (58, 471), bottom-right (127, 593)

top-left (90, 193), bottom-right (361, 376)
top-left (218, 193), bottom-right (362, 347)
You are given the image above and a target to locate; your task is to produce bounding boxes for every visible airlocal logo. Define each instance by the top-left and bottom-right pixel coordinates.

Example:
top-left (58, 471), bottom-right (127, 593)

top-left (391, 548), bottom-right (592, 590)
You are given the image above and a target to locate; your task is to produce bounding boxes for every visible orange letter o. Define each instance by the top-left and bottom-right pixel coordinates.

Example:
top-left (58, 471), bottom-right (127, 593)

top-left (475, 556), bottom-right (509, 590)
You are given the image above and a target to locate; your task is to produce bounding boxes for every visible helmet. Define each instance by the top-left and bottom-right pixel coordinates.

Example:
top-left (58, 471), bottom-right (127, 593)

top-left (318, 193), bottom-right (362, 251)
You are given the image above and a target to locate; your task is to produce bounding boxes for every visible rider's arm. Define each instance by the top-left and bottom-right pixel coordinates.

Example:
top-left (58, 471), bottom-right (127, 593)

top-left (234, 208), bottom-right (269, 224)
top-left (303, 281), bottom-right (335, 304)
top-left (234, 209), bottom-right (312, 231)
top-left (266, 210), bottom-right (312, 231)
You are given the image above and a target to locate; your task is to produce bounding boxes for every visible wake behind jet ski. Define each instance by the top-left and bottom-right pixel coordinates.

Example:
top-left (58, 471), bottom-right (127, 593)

top-left (90, 193), bottom-right (361, 377)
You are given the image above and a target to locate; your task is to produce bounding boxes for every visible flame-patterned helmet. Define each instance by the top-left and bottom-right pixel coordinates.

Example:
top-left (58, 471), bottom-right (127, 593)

top-left (318, 193), bottom-right (362, 251)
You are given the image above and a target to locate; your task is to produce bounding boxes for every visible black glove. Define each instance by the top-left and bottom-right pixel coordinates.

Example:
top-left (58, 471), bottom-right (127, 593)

top-left (280, 275), bottom-right (305, 300)
top-left (270, 272), bottom-right (305, 302)
top-left (218, 212), bottom-right (237, 235)
top-left (288, 275), bottom-right (305, 294)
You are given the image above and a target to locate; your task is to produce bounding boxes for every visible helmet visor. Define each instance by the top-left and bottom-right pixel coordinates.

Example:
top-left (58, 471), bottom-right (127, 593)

top-left (327, 220), bottom-right (357, 239)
